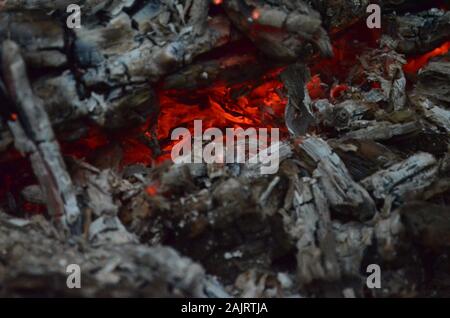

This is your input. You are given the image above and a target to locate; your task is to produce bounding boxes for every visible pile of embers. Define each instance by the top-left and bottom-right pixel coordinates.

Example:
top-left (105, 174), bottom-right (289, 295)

top-left (0, 0), bottom-right (450, 297)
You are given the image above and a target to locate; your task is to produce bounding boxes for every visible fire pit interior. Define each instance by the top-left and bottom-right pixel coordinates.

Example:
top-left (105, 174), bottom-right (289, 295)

top-left (0, 0), bottom-right (450, 297)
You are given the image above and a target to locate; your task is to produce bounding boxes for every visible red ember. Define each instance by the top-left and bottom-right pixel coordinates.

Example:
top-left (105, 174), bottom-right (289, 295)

top-left (146, 184), bottom-right (159, 196)
top-left (330, 84), bottom-right (349, 100)
top-left (307, 75), bottom-right (326, 100)
top-left (404, 41), bottom-right (450, 74)
top-left (251, 9), bottom-right (260, 21)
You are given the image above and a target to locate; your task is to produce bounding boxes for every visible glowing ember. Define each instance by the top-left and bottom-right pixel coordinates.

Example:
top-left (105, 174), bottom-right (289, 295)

top-left (0, 18), bottom-right (421, 214)
top-left (251, 9), bottom-right (260, 21)
top-left (146, 183), bottom-right (159, 196)
top-left (156, 69), bottom-right (288, 161)
top-left (403, 41), bottom-right (450, 74)
top-left (330, 84), bottom-right (349, 100)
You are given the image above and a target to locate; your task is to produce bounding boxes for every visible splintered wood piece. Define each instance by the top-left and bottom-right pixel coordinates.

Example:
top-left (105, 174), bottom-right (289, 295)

top-left (344, 44), bottom-right (408, 112)
top-left (329, 139), bottom-right (399, 181)
top-left (314, 99), bottom-right (374, 129)
top-left (361, 152), bottom-right (438, 203)
top-left (343, 121), bottom-right (421, 141)
top-left (297, 136), bottom-right (377, 221)
top-left (411, 96), bottom-right (450, 132)
top-left (414, 54), bottom-right (450, 105)
top-left (76, 13), bottom-right (233, 86)
top-left (284, 172), bottom-right (374, 288)
top-left (387, 9), bottom-right (450, 55)
top-left (332, 221), bottom-right (373, 276)
top-left (281, 64), bottom-right (315, 136)
top-left (1, 40), bottom-right (81, 232)
top-left (287, 176), bottom-right (341, 285)
top-left (67, 158), bottom-right (140, 245)
top-left (222, 0), bottom-right (332, 61)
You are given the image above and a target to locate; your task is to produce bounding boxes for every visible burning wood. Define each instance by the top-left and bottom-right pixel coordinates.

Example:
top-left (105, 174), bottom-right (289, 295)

top-left (0, 0), bottom-right (449, 298)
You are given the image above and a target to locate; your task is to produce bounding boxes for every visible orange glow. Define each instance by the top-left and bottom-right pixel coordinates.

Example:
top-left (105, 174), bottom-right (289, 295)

top-left (251, 9), bottom-right (260, 21)
top-left (404, 41), bottom-right (450, 74)
top-left (146, 183), bottom-right (159, 196)
top-left (155, 69), bottom-right (288, 160)
top-left (213, 0), bottom-right (222, 5)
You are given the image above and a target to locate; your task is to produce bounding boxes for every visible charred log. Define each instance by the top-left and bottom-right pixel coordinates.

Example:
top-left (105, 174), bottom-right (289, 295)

top-left (1, 40), bottom-right (81, 233)
top-left (387, 9), bottom-right (450, 55)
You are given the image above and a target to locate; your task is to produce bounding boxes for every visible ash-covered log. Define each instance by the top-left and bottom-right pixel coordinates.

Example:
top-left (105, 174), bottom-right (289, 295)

top-left (387, 9), bottom-right (450, 54)
top-left (1, 40), bottom-right (81, 233)
top-left (0, 211), bottom-right (227, 297)
top-left (222, 0), bottom-right (333, 61)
